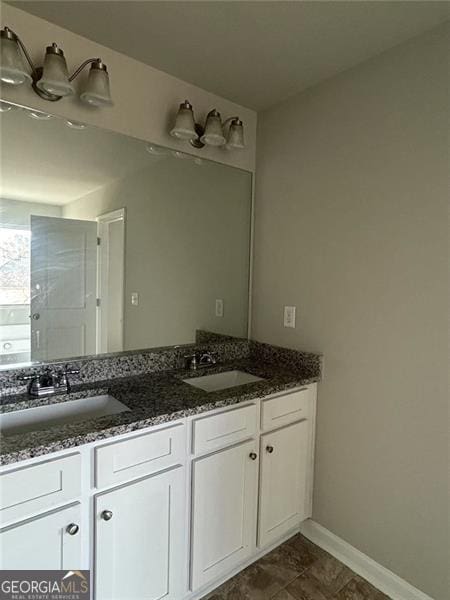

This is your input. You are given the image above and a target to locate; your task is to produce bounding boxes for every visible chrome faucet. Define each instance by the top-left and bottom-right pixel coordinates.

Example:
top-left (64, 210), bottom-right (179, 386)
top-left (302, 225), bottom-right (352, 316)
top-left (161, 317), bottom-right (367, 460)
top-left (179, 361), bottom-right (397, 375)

top-left (199, 351), bottom-right (217, 367)
top-left (184, 351), bottom-right (217, 370)
top-left (17, 365), bottom-right (80, 397)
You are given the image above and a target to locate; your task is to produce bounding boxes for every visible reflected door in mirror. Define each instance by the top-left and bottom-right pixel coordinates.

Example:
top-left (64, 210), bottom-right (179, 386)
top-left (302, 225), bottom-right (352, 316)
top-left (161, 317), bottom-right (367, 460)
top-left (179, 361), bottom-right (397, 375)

top-left (30, 216), bottom-right (97, 361)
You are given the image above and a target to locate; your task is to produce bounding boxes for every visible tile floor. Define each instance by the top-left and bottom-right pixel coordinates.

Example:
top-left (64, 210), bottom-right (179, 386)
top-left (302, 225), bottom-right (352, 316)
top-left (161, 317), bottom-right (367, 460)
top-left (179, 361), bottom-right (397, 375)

top-left (203, 534), bottom-right (391, 600)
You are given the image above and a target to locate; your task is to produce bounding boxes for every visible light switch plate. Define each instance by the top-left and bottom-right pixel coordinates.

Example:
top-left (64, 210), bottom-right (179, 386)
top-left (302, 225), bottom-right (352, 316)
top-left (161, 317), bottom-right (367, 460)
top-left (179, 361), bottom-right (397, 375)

top-left (215, 299), bottom-right (224, 317)
top-left (284, 305), bottom-right (296, 328)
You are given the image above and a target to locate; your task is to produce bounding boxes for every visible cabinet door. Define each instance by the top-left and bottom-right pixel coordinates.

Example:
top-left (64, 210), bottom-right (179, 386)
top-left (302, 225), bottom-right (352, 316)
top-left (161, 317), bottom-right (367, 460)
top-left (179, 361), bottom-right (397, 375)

top-left (191, 439), bottom-right (259, 590)
top-left (0, 504), bottom-right (82, 569)
top-left (95, 466), bottom-right (185, 600)
top-left (259, 420), bottom-right (309, 548)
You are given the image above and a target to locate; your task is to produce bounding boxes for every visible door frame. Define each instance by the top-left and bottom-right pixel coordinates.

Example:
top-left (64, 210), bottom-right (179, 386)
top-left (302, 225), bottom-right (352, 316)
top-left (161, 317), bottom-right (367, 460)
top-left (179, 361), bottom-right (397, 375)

top-left (96, 209), bottom-right (126, 354)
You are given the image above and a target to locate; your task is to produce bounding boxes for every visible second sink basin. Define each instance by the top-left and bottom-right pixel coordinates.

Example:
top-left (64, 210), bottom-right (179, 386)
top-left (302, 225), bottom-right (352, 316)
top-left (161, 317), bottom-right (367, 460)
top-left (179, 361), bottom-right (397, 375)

top-left (183, 370), bottom-right (264, 392)
top-left (0, 395), bottom-right (130, 437)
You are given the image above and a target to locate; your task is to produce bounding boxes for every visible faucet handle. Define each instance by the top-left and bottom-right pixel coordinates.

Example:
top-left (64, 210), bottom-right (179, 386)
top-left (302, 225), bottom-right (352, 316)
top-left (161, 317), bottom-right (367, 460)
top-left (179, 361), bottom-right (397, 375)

top-left (55, 365), bottom-right (80, 392)
top-left (184, 352), bottom-right (200, 370)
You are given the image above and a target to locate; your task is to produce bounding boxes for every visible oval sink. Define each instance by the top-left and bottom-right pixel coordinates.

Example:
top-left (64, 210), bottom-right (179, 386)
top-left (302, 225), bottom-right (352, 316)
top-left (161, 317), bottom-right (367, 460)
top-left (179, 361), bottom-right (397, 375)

top-left (0, 395), bottom-right (130, 437)
top-left (183, 370), bottom-right (264, 392)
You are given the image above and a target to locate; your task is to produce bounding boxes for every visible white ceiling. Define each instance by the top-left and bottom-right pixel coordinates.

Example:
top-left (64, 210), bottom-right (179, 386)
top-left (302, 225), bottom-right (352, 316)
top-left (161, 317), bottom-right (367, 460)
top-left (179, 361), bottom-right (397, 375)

top-left (10, 1), bottom-right (449, 110)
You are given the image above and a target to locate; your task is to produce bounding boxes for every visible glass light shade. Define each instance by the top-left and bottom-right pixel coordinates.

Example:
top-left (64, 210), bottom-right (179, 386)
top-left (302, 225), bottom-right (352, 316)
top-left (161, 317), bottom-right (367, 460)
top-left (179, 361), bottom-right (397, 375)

top-left (170, 100), bottom-right (196, 140)
top-left (200, 109), bottom-right (225, 146)
top-left (36, 46), bottom-right (74, 97)
top-left (226, 118), bottom-right (245, 149)
top-left (0, 35), bottom-right (31, 85)
top-left (80, 63), bottom-right (113, 107)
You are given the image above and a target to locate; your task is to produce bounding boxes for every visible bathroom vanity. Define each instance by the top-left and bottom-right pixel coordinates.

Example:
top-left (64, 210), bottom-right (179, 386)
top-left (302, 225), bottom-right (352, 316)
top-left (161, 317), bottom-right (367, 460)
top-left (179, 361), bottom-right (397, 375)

top-left (0, 99), bottom-right (321, 599)
top-left (0, 343), bottom-right (320, 600)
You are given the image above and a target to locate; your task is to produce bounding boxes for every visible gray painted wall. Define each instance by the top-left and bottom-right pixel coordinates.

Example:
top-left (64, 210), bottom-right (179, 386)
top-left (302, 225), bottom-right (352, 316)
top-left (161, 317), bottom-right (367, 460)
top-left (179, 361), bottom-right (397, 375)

top-left (253, 24), bottom-right (448, 600)
top-left (65, 157), bottom-right (252, 350)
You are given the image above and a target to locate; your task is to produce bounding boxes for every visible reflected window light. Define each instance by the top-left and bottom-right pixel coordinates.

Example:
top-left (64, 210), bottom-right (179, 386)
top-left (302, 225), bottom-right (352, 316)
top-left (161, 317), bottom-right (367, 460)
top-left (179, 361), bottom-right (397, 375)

top-left (27, 110), bottom-right (53, 120)
top-left (146, 143), bottom-right (169, 156)
top-left (171, 150), bottom-right (190, 159)
top-left (66, 120), bottom-right (87, 130)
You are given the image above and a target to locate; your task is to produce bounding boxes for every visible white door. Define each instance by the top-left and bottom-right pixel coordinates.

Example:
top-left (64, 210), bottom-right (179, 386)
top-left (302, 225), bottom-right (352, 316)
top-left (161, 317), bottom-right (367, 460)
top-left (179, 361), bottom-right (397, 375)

top-left (0, 504), bottom-right (82, 569)
top-left (190, 439), bottom-right (259, 590)
top-left (95, 467), bottom-right (185, 600)
top-left (30, 215), bottom-right (97, 361)
top-left (96, 209), bottom-right (125, 354)
top-left (258, 420), bottom-right (309, 548)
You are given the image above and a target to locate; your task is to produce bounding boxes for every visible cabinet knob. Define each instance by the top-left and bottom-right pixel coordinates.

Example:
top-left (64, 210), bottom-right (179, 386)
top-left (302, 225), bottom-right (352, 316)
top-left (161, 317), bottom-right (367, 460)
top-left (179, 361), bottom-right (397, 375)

top-left (249, 452), bottom-right (258, 461)
top-left (266, 445), bottom-right (274, 454)
top-left (66, 523), bottom-right (79, 535)
top-left (101, 510), bottom-right (113, 521)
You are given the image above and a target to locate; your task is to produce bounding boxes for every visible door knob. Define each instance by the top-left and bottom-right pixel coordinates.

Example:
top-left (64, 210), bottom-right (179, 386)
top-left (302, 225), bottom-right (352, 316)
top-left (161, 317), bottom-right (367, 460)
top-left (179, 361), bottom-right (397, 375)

top-left (101, 510), bottom-right (113, 521)
top-left (32, 313), bottom-right (40, 320)
top-left (249, 452), bottom-right (258, 460)
top-left (266, 445), bottom-right (274, 453)
top-left (66, 523), bottom-right (79, 535)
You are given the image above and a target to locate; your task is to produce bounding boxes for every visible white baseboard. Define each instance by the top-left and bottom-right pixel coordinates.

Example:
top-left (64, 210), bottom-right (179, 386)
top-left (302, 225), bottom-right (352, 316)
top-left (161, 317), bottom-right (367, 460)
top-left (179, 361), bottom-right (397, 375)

top-left (299, 520), bottom-right (434, 600)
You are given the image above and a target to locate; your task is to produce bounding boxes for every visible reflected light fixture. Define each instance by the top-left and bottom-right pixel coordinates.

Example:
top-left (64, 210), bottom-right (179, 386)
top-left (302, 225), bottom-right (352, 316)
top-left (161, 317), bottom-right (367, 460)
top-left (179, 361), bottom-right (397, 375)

top-left (66, 119), bottom-right (87, 130)
top-left (0, 100), bottom-right (18, 112)
top-left (170, 100), bottom-right (245, 151)
top-left (146, 143), bottom-right (169, 156)
top-left (0, 26), bottom-right (113, 106)
top-left (27, 110), bottom-right (53, 120)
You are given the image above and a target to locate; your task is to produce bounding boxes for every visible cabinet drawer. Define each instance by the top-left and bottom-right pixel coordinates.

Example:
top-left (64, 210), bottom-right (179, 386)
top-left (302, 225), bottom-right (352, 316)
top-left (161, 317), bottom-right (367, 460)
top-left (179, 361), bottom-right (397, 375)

top-left (261, 386), bottom-right (314, 431)
top-left (192, 404), bottom-right (257, 455)
top-left (0, 453), bottom-right (81, 526)
top-left (95, 424), bottom-right (185, 488)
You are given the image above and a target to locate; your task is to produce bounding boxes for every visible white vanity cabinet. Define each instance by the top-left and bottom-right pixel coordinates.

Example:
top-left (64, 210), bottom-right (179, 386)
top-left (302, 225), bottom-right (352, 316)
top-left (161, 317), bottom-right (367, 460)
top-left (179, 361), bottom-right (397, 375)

top-left (190, 438), bottom-right (259, 589)
top-left (0, 453), bottom-right (83, 571)
top-left (258, 420), bottom-right (309, 547)
top-left (0, 503), bottom-right (82, 569)
top-left (0, 382), bottom-right (318, 600)
top-left (95, 466), bottom-right (185, 600)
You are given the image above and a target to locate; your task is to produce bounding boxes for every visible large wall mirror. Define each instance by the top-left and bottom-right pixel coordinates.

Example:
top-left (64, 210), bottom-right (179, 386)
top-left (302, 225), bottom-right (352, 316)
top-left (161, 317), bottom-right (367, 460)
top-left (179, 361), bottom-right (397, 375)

top-left (0, 102), bottom-right (252, 368)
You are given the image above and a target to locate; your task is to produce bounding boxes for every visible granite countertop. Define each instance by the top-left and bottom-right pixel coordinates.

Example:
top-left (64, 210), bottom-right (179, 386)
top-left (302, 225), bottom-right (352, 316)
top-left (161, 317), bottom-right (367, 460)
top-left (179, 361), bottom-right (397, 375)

top-left (0, 359), bottom-right (320, 466)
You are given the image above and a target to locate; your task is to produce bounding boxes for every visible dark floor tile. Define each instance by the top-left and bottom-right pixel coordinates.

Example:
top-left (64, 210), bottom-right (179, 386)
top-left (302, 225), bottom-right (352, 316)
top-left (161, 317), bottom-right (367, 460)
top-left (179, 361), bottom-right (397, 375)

top-left (271, 590), bottom-right (298, 600)
top-left (284, 534), bottom-right (326, 569)
top-left (307, 554), bottom-right (354, 594)
top-left (222, 563), bottom-right (283, 600)
top-left (285, 571), bottom-right (332, 600)
top-left (332, 576), bottom-right (391, 600)
top-left (201, 537), bottom-right (389, 600)
top-left (256, 540), bottom-right (311, 586)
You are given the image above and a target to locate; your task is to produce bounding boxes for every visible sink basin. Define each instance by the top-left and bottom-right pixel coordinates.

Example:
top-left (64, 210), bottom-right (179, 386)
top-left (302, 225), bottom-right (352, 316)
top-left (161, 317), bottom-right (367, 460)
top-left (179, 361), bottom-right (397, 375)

top-left (0, 395), bottom-right (130, 437)
top-left (183, 370), bottom-right (264, 392)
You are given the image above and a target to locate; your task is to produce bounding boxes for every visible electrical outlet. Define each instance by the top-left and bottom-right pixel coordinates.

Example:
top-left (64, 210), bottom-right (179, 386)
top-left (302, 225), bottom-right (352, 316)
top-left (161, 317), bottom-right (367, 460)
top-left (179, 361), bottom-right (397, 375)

top-left (284, 305), bottom-right (296, 328)
top-left (131, 292), bottom-right (139, 306)
top-left (215, 299), bottom-right (224, 317)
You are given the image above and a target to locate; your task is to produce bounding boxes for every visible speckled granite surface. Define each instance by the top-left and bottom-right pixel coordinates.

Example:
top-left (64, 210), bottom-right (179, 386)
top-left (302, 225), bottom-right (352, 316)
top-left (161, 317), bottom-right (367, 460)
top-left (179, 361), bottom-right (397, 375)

top-left (0, 348), bottom-right (321, 466)
top-left (0, 336), bottom-right (250, 397)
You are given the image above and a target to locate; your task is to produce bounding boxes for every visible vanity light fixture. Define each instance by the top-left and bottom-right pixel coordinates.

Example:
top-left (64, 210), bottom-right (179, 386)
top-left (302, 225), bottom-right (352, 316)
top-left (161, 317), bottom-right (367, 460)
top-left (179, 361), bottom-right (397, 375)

top-left (170, 100), bottom-right (245, 150)
top-left (0, 26), bottom-right (113, 106)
